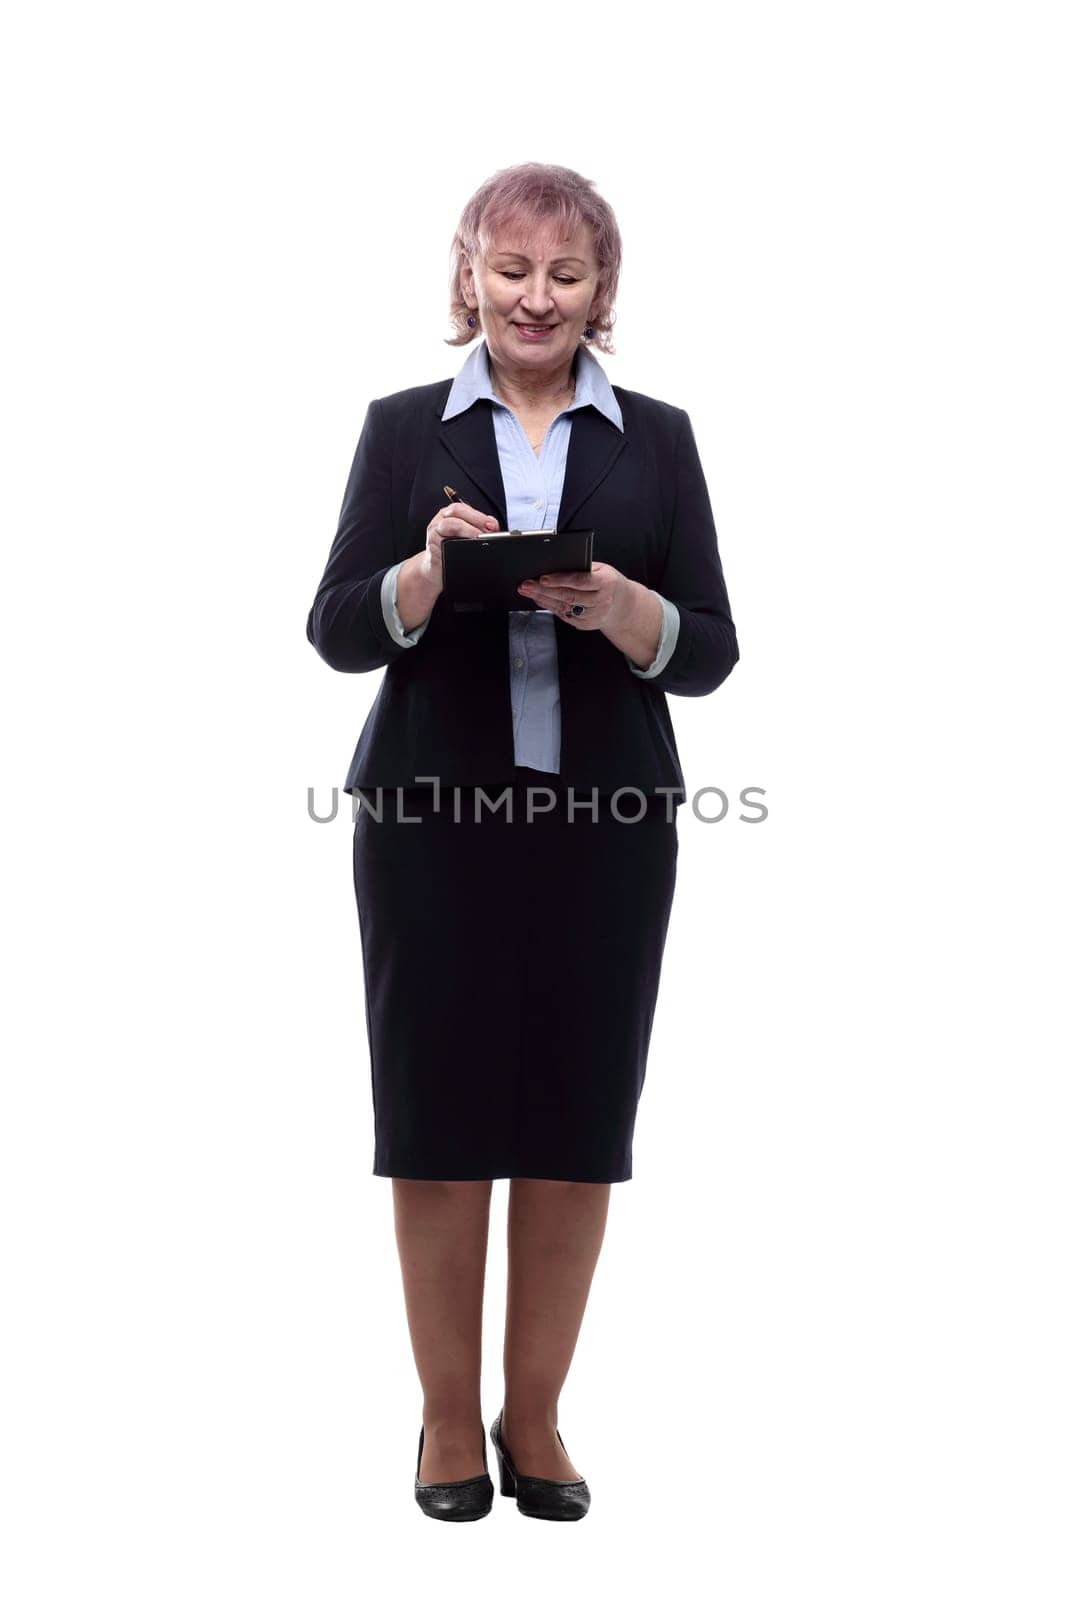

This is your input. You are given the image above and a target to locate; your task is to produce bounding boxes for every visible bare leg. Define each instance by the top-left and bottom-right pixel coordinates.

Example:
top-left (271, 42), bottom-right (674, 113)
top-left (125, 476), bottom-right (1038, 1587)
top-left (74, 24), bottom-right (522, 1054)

top-left (501, 1178), bottom-right (611, 1480)
top-left (392, 1178), bottom-right (493, 1483)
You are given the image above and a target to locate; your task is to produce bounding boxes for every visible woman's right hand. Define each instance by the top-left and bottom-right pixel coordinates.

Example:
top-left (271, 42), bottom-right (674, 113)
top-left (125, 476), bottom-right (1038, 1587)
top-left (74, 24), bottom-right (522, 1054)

top-left (419, 501), bottom-right (499, 595)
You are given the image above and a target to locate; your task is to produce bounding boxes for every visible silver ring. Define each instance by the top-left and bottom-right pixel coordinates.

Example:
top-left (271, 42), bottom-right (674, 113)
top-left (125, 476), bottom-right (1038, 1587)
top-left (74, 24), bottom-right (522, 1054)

top-left (568, 604), bottom-right (586, 618)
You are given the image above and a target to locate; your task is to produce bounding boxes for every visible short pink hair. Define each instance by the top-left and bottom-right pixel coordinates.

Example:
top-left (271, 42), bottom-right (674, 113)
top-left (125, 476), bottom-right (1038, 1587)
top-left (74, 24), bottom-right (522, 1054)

top-left (446, 162), bottom-right (622, 355)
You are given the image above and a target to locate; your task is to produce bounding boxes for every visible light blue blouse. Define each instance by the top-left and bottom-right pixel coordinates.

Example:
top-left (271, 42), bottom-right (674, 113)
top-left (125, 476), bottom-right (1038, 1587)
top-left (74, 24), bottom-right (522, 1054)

top-left (380, 339), bottom-right (680, 773)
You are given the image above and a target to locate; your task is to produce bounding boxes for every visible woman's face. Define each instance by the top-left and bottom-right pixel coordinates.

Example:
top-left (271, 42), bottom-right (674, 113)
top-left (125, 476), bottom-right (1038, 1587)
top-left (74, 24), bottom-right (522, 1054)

top-left (460, 219), bottom-right (600, 380)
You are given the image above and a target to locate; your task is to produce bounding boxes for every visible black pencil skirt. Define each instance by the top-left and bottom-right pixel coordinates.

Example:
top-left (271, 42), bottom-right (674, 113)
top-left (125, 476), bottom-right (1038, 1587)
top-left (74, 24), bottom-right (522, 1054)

top-left (351, 767), bottom-right (679, 1182)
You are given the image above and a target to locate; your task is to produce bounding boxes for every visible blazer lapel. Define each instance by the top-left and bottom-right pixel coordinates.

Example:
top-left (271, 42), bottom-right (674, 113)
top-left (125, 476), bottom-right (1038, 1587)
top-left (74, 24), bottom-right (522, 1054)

top-left (555, 406), bottom-right (628, 531)
top-left (434, 396), bottom-right (627, 532)
top-left (435, 399), bottom-right (508, 525)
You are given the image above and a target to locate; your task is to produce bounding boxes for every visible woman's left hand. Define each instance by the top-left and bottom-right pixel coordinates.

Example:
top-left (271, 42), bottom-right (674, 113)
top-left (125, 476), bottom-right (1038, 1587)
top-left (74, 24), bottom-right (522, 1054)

top-left (516, 562), bottom-right (631, 629)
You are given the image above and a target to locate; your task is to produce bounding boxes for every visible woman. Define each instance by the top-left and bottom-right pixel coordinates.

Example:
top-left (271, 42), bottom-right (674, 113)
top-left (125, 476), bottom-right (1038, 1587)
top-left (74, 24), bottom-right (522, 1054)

top-left (306, 162), bottom-right (739, 1521)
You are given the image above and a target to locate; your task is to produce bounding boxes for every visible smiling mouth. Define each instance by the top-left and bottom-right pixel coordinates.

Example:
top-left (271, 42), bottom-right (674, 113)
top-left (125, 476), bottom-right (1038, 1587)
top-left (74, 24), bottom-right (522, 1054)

top-left (515, 322), bottom-right (556, 330)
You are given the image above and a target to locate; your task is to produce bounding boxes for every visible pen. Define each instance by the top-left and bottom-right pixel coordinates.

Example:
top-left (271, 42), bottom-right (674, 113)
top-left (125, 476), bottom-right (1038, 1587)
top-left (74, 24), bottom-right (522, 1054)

top-left (445, 483), bottom-right (517, 537)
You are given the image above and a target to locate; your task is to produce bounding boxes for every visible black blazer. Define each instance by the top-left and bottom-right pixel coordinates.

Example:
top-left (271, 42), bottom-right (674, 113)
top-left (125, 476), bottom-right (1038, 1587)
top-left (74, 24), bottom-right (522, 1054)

top-left (306, 377), bottom-right (739, 798)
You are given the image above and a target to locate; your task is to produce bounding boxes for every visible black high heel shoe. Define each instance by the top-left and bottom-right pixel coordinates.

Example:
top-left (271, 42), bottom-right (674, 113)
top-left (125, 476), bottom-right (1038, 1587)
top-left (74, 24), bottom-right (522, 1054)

top-left (414, 1422), bottom-right (494, 1521)
top-left (490, 1409), bottom-right (591, 1520)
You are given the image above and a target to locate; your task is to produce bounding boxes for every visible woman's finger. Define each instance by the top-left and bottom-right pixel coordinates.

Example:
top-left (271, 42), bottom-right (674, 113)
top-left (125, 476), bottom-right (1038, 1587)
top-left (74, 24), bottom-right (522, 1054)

top-left (519, 579), bottom-right (594, 604)
top-left (535, 570), bottom-right (596, 589)
top-left (429, 515), bottom-right (482, 544)
top-left (432, 505), bottom-right (497, 536)
top-left (518, 583), bottom-right (595, 622)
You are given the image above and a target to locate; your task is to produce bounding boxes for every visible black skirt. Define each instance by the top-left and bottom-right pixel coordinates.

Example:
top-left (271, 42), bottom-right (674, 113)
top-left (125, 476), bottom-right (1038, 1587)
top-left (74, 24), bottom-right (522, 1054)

top-left (351, 767), bottom-right (678, 1182)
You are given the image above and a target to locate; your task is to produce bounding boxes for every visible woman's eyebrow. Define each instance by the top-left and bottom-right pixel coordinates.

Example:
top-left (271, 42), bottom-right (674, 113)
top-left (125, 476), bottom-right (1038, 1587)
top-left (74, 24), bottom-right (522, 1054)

top-left (492, 253), bottom-right (586, 266)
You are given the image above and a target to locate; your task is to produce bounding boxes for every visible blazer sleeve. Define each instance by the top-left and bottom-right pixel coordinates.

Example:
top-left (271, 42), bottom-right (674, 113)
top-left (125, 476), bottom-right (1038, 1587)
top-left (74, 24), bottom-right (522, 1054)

top-left (640, 408), bottom-right (739, 697)
top-left (305, 399), bottom-right (416, 673)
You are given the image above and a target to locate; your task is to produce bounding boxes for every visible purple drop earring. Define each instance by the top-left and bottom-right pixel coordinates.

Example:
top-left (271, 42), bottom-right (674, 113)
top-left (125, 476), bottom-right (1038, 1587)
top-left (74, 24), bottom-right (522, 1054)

top-left (583, 326), bottom-right (594, 339)
top-left (466, 314), bottom-right (477, 328)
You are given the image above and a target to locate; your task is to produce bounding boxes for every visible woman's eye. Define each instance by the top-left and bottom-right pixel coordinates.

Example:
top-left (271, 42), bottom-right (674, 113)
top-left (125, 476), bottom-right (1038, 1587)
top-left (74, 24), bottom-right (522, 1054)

top-left (499, 271), bottom-right (578, 284)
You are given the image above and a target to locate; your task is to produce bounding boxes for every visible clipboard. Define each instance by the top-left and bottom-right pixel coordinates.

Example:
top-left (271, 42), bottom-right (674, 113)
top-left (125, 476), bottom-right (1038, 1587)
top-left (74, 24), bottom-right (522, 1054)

top-left (441, 527), bottom-right (595, 613)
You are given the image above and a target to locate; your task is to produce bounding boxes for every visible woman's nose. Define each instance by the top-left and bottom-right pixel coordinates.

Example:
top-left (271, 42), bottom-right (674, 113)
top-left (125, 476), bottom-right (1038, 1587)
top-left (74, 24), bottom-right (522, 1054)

top-left (519, 282), bottom-right (553, 314)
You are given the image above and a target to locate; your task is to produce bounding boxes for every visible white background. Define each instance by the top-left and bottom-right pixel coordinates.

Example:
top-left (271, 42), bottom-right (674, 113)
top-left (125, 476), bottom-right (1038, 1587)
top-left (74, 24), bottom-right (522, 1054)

top-left (2, 2), bottom-right (1063, 1595)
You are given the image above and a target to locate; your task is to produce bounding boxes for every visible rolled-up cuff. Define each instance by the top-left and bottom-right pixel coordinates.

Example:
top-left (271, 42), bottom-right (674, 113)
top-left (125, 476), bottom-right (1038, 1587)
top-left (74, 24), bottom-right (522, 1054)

top-left (626, 592), bottom-right (680, 678)
top-left (381, 562), bottom-right (430, 647)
